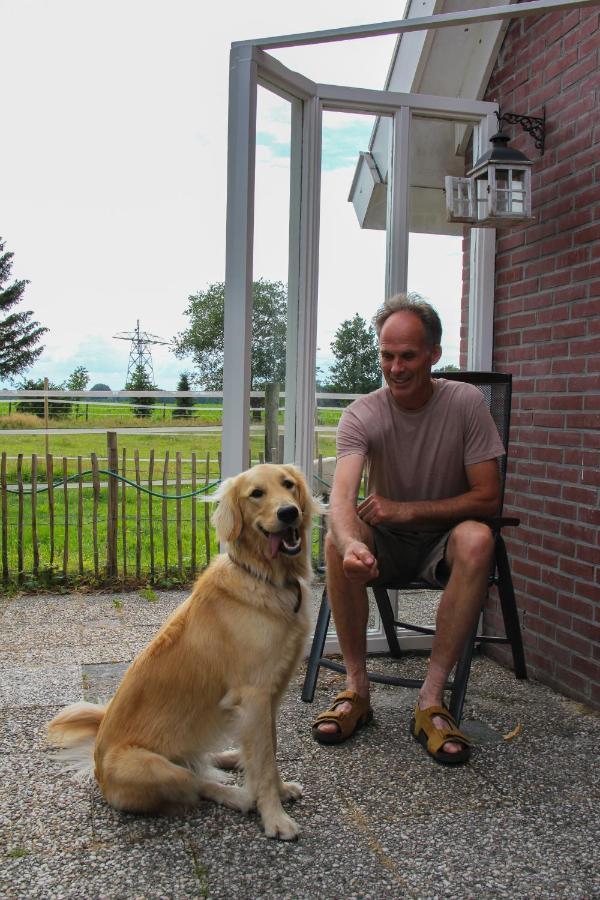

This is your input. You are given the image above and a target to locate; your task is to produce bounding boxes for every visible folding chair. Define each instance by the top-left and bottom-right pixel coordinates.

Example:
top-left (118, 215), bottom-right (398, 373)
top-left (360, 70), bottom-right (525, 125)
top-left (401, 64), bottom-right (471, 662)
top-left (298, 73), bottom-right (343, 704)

top-left (302, 371), bottom-right (527, 724)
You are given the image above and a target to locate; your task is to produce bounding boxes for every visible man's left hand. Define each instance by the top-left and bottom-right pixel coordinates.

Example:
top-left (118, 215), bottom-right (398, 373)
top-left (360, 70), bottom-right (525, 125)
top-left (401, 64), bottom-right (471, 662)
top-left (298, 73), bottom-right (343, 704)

top-left (357, 494), bottom-right (412, 527)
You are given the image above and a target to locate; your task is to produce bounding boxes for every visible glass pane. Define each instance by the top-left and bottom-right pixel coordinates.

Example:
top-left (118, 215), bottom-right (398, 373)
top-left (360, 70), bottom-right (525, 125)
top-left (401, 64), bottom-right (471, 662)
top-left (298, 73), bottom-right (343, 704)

top-left (316, 109), bottom-right (388, 632)
top-left (252, 86), bottom-right (292, 466)
top-left (453, 180), bottom-right (472, 219)
top-left (408, 115), bottom-right (472, 371)
top-left (495, 168), bottom-right (510, 213)
top-left (316, 108), bottom-right (388, 459)
top-left (510, 170), bottom-right (525, 213)
top-left (408, 233), bottom-right (462, 372)
top-left (476, 174), bottom-right (489, 216)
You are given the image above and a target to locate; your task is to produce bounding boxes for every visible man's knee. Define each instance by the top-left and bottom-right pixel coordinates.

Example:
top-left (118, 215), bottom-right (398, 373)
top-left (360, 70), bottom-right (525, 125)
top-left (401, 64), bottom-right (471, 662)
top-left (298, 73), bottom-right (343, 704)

top-left (448, 520), bottom-right (494, 571)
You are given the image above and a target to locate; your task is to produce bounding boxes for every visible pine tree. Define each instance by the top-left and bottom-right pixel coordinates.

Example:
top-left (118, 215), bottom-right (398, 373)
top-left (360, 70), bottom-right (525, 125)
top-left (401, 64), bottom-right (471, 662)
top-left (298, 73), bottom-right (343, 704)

top-left (125, 364), bottom-right (156, 419)
top-left (173, 372), bottom-right (195, 418)
top-left (0, 238), bottom-right (48, 381)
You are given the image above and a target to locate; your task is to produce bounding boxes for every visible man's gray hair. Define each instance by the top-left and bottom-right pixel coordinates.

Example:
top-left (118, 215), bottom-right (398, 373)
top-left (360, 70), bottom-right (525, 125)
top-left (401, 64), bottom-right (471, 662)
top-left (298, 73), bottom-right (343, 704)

top-left (373, 293), bottom-right (442, 348)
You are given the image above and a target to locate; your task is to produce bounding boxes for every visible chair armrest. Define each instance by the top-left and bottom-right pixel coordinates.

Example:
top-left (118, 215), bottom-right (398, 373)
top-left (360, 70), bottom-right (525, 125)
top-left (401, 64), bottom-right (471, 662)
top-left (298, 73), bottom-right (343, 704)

top-left (478, 515), bottom-right (521, 529)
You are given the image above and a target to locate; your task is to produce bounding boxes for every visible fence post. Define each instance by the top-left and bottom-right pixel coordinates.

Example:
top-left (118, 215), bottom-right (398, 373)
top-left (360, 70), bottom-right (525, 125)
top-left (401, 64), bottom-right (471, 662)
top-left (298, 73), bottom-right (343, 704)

top-left (1, 453), bottom-right (8, 582)
top-left (43, 376), bottom-right (50, 458)
top-left (265, 382), bottom-right (279, 463)
top-left (106, 431), bottom-right (118, 578)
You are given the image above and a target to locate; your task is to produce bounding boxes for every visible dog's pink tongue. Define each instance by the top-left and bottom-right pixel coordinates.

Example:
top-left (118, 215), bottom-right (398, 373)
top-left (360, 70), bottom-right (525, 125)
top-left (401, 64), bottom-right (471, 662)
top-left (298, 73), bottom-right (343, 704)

top-left (269, 533), bottom-right (282, 558)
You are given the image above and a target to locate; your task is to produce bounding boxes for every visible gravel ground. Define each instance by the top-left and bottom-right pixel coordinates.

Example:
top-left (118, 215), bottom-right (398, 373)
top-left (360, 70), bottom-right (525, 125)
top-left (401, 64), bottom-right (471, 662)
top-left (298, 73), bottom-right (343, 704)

top-left (1, 587), bottom-right (599, 899)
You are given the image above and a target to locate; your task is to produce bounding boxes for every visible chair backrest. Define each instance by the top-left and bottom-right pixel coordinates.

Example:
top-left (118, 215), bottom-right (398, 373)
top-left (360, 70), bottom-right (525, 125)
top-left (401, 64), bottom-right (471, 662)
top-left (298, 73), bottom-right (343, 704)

top-left (433, 371), bottom-right (512, 512)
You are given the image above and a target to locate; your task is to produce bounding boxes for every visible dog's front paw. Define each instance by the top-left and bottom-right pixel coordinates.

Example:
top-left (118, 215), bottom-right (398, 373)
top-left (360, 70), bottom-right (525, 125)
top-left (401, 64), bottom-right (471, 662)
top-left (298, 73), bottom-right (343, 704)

top-left (262, 810), bottom-right (300, 841)
top-left (280, 780), bottom-right (303, 802)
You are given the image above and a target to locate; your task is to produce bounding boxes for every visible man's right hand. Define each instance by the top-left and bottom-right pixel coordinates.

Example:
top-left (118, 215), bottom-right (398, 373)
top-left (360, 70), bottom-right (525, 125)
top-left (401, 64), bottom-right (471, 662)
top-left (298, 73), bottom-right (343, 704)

top-left (342, 541), bottom-right (379, 583)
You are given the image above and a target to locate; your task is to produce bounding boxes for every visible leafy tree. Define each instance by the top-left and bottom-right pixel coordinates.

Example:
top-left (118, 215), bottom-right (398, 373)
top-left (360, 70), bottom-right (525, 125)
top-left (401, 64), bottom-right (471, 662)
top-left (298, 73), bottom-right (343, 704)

top-left (434, 363), bottom-right (460, 373)
top-left (125, 364), bottom-right (156, 418)
top-left (65, 366), bottom-right (90, 418)
top-left (65, 365), bottom-right (89, 390)
top-left (15, 377), bottom-right (70, 419)
top-left (324, 314), bottom-right (381, 394)
top-left (91, 382), bottom-right (111, 391)
top-left (173, 372), bottom-right (195, 419)
top-left (0, 238), bottom-right (48, 381)
top-left (173, 279), bottom-right (287, 390)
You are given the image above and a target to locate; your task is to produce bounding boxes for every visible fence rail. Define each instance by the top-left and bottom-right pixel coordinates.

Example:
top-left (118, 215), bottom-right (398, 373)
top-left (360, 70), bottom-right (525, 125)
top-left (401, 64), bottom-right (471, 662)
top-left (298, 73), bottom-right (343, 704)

top-left (0, 432), bottom-right (330, 589)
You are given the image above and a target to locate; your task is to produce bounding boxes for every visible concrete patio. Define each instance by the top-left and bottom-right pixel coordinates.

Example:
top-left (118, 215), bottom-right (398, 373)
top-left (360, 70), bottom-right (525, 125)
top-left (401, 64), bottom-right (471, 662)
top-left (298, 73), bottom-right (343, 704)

top-left (1, 588), bottom-right (599, 899)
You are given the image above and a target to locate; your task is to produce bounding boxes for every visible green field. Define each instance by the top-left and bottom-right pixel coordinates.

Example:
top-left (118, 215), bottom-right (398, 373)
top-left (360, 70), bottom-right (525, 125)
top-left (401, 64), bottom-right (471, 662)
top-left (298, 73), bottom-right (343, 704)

top-left (0, 401), bottom-right (341, 482)
top-left (0, 431), bottom-right (338, 482)
top-left (0, 399), bottom-right (224, 426)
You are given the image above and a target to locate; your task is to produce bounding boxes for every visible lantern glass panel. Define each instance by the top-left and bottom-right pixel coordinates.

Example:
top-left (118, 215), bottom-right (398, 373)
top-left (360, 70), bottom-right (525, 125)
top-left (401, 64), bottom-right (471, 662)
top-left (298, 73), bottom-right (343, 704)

top-left (511, 169), bottom-right (525, 214)
top-left (453, 179), bottom-right (471, 218)
top-left (475, 173), bottom-right (489, 220)
top-left (495, 168), bottom-right (510, 213)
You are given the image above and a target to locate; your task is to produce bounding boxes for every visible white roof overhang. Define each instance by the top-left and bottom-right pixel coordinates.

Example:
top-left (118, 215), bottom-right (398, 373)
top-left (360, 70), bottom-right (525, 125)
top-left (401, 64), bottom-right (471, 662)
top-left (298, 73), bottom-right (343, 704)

top-left (349, 0), bottom-right (514, 235)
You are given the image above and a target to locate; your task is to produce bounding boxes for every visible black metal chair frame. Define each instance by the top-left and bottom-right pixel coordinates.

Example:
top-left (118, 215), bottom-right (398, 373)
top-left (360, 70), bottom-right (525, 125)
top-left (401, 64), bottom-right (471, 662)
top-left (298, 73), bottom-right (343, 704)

top-left (302, 372), bottom-right (527, 724)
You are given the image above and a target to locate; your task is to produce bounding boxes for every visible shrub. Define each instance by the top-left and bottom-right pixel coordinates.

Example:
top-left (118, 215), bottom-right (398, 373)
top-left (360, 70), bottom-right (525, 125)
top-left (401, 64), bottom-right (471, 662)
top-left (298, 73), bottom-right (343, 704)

top-left (0, 413), bottom-right (43, 429)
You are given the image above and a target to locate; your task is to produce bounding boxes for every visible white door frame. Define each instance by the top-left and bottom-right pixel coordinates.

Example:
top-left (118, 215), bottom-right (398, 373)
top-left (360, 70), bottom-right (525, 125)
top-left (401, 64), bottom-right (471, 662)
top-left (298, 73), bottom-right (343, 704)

top-left (223, 46), bottom-right (497, 652)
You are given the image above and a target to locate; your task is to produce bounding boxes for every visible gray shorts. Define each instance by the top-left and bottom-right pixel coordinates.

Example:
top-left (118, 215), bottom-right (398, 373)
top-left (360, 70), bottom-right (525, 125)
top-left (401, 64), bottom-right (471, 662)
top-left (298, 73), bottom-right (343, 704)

top-left (368, 527), bottom-right (451, 589)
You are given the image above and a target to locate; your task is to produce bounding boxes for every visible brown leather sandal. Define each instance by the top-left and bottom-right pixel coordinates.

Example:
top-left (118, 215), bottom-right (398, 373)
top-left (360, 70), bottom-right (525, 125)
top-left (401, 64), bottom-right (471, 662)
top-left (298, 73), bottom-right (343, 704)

top-left (312, 690), bottom-right (373, 745)
top-left (410, 703), bottom-right (471, 765)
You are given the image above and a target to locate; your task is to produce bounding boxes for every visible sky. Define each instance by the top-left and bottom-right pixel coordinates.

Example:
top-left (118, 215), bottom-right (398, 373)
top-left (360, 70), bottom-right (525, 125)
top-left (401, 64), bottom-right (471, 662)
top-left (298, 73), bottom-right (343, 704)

top-left (1, 0), bottom-right (462, 391)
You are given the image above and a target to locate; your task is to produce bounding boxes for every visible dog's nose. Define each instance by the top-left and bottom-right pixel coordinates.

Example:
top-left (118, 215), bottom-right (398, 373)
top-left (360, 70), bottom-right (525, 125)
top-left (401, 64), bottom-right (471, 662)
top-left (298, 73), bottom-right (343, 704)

top-left (277, 505), bottom-right (299, 524)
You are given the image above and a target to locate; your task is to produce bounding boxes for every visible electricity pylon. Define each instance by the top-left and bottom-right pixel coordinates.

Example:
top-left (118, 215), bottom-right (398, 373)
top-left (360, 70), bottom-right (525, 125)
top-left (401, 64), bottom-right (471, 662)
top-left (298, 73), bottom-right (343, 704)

top-left (113, 320), bottom-right (170, 384)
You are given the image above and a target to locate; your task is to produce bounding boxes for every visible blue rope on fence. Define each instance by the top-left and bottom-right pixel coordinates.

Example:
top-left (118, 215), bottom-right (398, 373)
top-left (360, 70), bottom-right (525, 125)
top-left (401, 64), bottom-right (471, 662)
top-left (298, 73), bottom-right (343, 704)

top-left (4, 469), bottom-right (223, 500)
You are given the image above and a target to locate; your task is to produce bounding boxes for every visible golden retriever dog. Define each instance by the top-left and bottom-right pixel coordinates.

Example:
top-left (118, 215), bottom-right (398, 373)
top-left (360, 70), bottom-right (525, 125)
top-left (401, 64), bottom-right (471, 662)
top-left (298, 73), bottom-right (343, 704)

top-left (47, 464), bottom-right (318, 840)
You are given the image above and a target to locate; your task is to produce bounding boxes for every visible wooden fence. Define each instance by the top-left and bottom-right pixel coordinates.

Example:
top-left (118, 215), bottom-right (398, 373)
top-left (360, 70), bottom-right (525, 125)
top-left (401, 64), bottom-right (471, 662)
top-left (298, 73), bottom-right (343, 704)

top-left (0, 433), bottom-right (330, 589)
top-left (0, 433), bottom-right (221, 587)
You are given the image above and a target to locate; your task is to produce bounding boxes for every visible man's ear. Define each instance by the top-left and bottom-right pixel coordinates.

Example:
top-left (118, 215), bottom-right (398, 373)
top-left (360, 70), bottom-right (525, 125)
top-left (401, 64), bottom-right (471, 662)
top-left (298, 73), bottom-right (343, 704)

top-left (431, 344), bottom-right (442, 367)
top-left (212, 477), bottom-right (242, 544)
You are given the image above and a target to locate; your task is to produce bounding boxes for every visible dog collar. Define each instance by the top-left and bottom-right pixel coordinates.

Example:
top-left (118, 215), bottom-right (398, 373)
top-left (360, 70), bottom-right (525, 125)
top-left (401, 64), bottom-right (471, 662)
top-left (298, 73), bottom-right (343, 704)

top-left (227, 555), bottom-right (302, 614)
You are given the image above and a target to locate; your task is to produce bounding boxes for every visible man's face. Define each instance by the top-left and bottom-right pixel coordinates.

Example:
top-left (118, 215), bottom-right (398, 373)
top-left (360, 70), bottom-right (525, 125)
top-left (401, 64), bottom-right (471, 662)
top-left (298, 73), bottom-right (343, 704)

top-left (379, 311), bottom-right (442, 410)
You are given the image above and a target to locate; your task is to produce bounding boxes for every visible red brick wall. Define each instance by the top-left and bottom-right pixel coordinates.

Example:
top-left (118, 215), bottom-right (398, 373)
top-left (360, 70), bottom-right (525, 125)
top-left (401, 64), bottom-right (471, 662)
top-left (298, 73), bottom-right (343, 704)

top-left (464, 8), bottom-right (599, 707)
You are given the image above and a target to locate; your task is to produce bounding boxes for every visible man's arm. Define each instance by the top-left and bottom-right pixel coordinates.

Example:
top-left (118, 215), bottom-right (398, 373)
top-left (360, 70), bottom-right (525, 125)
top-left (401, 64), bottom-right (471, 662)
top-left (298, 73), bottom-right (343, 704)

top-left (328, 454), bottom-right (379, 582)
top-left (357, 458), bottom-right (501, 530)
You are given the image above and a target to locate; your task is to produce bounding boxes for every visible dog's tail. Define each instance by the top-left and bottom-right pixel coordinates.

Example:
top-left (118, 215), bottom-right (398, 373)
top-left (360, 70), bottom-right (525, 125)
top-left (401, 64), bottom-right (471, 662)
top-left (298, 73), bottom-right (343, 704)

top-left (47, 702), bottom-right (107, 779)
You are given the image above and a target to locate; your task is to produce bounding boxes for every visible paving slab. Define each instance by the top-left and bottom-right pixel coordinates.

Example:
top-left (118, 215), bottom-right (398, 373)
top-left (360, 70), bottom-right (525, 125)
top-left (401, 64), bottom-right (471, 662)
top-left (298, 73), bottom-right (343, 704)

top-left (0, 589), bottom-right (599, 900)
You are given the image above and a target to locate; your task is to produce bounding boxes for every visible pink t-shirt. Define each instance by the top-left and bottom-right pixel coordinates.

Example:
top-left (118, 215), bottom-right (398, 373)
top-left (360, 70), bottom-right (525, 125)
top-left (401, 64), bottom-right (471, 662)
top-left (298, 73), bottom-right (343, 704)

top-left (336, 379), bottom-right (505, 504)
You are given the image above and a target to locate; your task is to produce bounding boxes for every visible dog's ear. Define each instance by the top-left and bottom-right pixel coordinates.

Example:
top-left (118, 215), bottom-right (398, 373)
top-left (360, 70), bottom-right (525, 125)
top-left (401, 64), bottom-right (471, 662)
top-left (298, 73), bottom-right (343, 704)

top-left (212, 477), bottom-right (243, 543)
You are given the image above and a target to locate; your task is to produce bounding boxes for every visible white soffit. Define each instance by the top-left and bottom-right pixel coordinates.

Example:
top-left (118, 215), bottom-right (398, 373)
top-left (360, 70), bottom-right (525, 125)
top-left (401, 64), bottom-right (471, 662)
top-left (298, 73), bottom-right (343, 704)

top-left (349, 0), bottom-right (513, 235)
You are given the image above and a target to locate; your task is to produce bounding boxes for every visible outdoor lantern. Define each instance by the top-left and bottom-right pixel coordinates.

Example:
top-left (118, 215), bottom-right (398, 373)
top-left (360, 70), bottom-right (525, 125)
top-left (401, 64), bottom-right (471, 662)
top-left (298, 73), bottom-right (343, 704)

top-left (445, 111), bottom-right (544, 228)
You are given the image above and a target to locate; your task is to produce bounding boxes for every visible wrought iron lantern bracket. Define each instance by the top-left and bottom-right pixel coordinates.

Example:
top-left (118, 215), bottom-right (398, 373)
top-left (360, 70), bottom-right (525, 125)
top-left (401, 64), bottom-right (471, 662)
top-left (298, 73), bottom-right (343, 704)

top-left (496, 107), bottom-right (546, 155)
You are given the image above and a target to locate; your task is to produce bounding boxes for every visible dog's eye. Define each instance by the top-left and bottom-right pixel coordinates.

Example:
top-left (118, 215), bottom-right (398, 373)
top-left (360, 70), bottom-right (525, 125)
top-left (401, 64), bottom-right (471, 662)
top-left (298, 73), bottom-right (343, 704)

top-left (249, 488), bottom-right (264, 499)
top-left (283, 479), bottom-right (295, 490)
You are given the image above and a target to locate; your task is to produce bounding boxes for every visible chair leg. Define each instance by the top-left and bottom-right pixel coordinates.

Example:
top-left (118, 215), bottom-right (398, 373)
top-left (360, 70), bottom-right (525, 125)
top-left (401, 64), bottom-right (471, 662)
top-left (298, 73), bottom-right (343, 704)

top-left (301, 586), bottom-right (331, 703)
top-left (448, 618), bottom-right (479, 725)
top-left (372, 587), bottom-right (403, 658)
top-left (495, 535), bottom-right (528, 680)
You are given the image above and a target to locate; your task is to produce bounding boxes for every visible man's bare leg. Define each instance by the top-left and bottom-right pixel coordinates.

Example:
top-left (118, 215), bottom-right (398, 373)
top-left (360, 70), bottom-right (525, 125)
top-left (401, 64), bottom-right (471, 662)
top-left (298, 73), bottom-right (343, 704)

top-left (418, 520), bottom-right (494, 753)
top-left (315, 526), bottom-right (374, 737)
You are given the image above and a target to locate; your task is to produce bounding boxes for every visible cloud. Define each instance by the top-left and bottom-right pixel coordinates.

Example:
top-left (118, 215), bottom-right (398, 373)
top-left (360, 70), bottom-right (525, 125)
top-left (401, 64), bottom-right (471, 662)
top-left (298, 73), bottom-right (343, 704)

top-left (1, 0), bottom-right (460, 391)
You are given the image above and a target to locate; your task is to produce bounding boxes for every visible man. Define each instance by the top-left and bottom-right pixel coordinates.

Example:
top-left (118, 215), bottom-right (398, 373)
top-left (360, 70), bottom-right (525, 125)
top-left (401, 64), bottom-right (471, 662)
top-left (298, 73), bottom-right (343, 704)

top-left (312, 294), bottom-right (505, 764)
